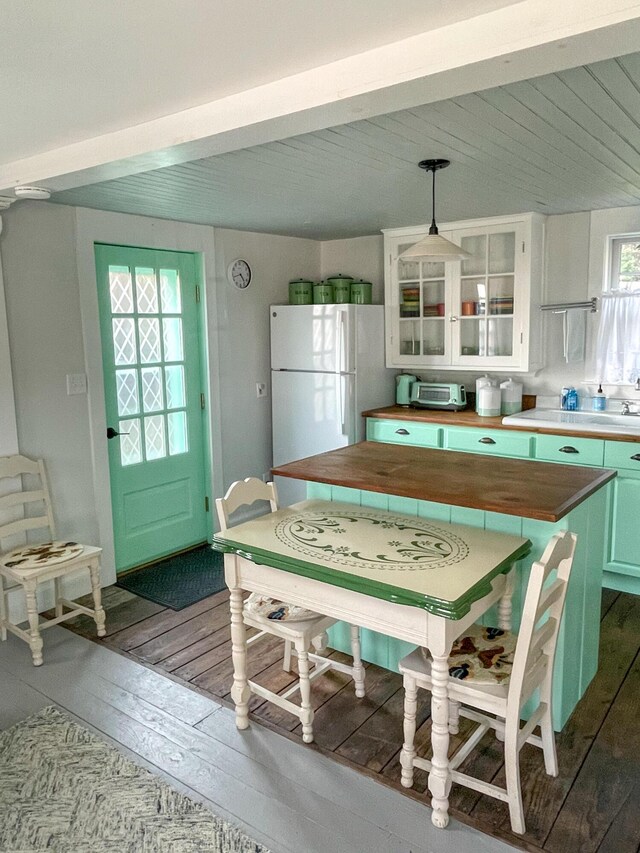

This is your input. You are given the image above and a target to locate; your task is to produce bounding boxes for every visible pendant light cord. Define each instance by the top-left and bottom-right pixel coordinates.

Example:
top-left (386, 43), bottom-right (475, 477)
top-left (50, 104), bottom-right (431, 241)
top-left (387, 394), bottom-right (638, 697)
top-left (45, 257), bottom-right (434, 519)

top-left (429, 166), bottom-right (438, 235)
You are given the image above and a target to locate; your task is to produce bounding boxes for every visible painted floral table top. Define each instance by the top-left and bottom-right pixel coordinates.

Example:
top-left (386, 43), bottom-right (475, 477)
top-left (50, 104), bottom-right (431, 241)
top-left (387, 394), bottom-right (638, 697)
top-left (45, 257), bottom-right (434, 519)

top-left (213, 500), bottom-right (530, 618)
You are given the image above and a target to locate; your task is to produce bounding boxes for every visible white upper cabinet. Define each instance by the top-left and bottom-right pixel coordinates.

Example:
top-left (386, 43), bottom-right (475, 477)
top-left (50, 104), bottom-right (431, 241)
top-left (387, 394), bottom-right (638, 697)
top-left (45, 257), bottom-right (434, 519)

top-left (383, 213), bottom-right (545, 373)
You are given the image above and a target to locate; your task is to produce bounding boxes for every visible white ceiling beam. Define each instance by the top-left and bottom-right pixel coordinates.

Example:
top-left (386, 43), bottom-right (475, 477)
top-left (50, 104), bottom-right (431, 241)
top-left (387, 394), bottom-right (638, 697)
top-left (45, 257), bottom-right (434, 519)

top-left (2, 0), bottom-right (640, 194)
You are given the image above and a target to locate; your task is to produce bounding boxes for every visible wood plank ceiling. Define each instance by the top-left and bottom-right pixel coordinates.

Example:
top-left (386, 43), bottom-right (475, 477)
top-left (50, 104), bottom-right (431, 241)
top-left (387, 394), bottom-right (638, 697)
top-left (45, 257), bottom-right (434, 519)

top-left (52, 52), bottom-right (640, 240)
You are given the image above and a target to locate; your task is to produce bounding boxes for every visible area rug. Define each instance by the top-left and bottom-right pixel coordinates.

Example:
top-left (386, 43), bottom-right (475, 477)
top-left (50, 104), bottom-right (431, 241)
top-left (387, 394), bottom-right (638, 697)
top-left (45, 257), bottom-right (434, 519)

top-left (0, 706), bottom-right (270, 853)
top-left (116, 545), bottom-right (226, 610)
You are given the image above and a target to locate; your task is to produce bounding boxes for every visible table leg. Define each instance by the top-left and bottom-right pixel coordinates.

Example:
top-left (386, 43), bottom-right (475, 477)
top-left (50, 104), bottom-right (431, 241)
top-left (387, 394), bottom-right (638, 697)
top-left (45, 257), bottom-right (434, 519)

top-left (229, 588), bottom-right (250, 730)
top-left (498, 568), bottom-right (515, 631)
top-left (428, 653), bottom-right (452, 828)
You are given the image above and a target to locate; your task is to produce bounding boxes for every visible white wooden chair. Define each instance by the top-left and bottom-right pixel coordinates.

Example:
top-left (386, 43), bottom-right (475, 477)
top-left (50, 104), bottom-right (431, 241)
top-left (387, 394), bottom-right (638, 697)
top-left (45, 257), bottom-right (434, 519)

top-left (216, 477), bottom-right (365, 743)
top-left (0, 454), bottom-right (106, 666)
top-left (398, 530), bottom-right (577, 834)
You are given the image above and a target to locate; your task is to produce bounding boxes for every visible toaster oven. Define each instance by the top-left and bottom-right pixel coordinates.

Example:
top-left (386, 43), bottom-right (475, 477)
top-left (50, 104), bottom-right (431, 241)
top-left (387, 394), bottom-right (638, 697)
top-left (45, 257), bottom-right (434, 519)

top-left (410, 382), bottom-right (467, 410)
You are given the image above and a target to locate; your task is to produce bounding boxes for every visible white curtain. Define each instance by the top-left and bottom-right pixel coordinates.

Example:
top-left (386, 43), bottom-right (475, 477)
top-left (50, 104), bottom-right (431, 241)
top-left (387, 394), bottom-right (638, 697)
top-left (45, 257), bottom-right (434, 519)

top-left (595, 292), bottom-right (640, 384)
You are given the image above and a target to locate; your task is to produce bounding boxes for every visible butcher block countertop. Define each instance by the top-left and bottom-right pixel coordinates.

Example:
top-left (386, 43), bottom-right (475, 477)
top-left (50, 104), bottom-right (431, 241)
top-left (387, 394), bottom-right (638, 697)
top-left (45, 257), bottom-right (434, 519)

top-left (272, 441), bottom-right (616, 522)
top-left (362, 405), bottom-right (640, 443)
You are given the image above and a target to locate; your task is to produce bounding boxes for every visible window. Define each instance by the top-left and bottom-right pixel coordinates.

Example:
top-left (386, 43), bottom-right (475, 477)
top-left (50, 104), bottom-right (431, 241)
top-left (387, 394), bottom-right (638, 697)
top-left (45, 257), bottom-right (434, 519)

top-left (596, 235), bottom-right (640, 384)
top-left (608, 236), bottom-right (640, 292)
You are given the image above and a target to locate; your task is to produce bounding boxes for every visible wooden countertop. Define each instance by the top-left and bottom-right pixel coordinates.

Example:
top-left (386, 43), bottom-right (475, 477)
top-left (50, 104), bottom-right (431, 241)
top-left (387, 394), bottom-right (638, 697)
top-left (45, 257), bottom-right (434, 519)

top-left (272, 441), bottom-right (616, 522)
top-left (363, 405), bottom-right (640, 443)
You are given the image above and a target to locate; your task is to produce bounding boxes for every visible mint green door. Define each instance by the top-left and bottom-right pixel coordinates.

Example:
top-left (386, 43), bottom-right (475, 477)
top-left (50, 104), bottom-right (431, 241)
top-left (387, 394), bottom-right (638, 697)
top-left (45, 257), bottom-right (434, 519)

top-left (95, 244), bottom-right (208, 573)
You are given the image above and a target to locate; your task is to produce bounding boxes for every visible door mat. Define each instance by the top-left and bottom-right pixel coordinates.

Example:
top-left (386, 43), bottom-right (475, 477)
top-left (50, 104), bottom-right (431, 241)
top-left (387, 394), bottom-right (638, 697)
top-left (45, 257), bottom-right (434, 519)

top-left (0, 705), bottom-right (270, 853)
top-left (116, 545), bottom-right (226, 610)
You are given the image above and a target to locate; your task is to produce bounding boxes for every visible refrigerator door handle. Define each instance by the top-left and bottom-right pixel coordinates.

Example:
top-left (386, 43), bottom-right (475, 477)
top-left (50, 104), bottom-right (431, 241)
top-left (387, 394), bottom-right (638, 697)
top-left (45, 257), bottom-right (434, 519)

top-left (338, 309), bottom-right (347, 373)
top-left (339, 374), bottom-right (347, 435)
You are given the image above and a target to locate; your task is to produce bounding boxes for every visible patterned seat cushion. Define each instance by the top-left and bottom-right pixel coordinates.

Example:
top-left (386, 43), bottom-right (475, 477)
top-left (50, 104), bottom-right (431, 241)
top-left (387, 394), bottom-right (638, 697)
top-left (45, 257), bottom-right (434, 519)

top-left (244, 592), bottom-right (321, 622)
top-left (422, 623), bottom-right (517, 685)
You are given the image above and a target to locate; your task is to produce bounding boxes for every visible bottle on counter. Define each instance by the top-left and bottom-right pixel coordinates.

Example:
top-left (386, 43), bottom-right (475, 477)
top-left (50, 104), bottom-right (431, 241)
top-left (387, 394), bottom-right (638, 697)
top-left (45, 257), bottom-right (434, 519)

top-left (477, 384), bottom-right (502, 417)
top-left (500, 377), bottom-right (523, 415)
top-left (592, 384), bottom-right (607, 411)
top-left (561, 386), bottom-right (579, 411)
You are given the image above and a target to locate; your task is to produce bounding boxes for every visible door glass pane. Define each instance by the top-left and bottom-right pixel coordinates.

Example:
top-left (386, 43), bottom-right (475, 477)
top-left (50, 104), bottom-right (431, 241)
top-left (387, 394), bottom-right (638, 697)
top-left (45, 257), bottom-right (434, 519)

top-left (400, 284), bottom-right (420, 318)
top-left (135, 267), bottom-right (158, 314)
top-left (422, 319), bottom-right (445, 356)
top-left (460, 318), bottom-right (482, 357)
top-left (144, 415), bottom-right (166, 460)
top-left (168, 411), bottom-right (188, 455)
top-left (461, 235), bottom-right (487, 276)
top-left (460, 280), bottom-right (486, 316)
top-left (165, 365), bottom-right (185, 409)
top-left (422, 281), bottom-right (445, 317)
top-left (488, 318), bottom-right (513, 357)
top-left (109, 266), bottom-right (133, 314)
top-left (141, 366), bottom-right (164, 412)
top-left (399, 319), bottom-right (421, 356)
top-left (160, 269), bottom-right (182, 313)
top-left (398, 257), bottom-right (420, 281)
top-left (421, 260), bottom-right (445, 279)
top-left (112, 318), bottom-right (136, 365)
top-left (138, 318), bottom-right (161, 363)
top-left (488, 276), bottom-right (514, 314)
top-left (116, 369), bottom-right (139, 417)
top-left (119, 418), bottom-right (142, 466)
top-left (163, 318), bottom-right (184, 361)
top-left (489, 232), bottom-right (515, 274)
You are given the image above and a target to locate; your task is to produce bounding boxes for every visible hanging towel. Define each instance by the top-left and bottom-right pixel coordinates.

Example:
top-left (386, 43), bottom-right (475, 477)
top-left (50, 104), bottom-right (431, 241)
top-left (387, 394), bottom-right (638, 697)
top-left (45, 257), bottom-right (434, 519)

top-left (564, 309), bottom-right (586, 363)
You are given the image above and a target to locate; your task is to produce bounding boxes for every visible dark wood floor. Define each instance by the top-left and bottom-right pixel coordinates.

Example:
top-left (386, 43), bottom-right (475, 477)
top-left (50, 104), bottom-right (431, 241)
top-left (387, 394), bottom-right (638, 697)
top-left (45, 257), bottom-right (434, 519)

top-left (58, 585), bottom-right (640, 853)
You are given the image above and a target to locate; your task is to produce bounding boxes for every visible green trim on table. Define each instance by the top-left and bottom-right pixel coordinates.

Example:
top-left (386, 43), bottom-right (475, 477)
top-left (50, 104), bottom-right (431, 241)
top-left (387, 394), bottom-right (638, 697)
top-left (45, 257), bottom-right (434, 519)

top-left (211, 537), bottom-right (531, 620)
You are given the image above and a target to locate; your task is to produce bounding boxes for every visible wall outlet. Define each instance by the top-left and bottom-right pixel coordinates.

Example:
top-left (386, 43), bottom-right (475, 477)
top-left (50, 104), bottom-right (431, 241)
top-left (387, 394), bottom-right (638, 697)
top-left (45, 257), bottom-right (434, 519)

top-left (256, 382), bottom-right (267, 398)
top-left (66, 373), bottom-right (87, 395)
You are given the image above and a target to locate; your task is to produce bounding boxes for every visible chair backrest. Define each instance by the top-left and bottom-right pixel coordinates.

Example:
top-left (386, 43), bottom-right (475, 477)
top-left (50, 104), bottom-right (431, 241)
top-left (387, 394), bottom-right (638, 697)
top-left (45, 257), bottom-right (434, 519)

top-left (215, 477), bottom-right (278, 532)
top-left (508, 530), bottom-right (577, 710)
top-left (0, 454), bottom-right (56, 554)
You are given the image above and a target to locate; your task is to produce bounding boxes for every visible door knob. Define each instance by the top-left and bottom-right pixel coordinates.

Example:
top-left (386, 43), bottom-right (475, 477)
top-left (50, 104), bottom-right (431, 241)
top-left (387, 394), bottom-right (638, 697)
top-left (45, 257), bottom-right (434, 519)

top-left (106, 427), bottom-right (129, 440)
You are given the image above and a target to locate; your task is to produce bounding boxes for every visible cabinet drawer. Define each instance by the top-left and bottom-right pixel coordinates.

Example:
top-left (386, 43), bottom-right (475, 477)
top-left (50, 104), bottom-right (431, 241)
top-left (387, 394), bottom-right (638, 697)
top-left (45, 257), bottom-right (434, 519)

top-left (534, 434), bottom-right (604, 466)
top-left (444, 427), bottom-right (533, 458)
top-left (366, 418), bottom-right (441, 448)
top-left (604, 440), bottom-right (640, 470)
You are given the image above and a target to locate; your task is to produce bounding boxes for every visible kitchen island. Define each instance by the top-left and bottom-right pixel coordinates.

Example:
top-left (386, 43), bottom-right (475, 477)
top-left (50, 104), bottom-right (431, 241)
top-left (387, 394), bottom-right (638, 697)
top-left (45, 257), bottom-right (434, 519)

top-left (272, 441), bottom-right (616, 729)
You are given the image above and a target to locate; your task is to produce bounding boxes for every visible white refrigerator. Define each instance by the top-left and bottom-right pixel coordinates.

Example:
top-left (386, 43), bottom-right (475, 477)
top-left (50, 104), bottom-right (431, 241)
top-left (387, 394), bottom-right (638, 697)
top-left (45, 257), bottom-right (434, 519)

top-left (270, 304), bottom-right (394, 506)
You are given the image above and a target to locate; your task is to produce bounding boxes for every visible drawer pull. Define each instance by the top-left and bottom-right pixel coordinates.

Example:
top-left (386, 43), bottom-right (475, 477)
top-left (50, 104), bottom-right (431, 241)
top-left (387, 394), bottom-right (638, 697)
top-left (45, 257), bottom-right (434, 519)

top-left (478, 437), bottom-right (496, 445)
top-left (395, 428), bottom-right (410, 435)
top-left (559, 445), bottom-right (579, 454)
top-left (631, 454), bottom-right (640, 462)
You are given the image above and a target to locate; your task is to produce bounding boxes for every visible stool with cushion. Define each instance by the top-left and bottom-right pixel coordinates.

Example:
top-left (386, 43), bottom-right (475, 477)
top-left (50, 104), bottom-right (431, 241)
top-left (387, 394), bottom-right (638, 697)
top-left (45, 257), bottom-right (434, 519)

top-left (398, 530), bottom-right (577, 834)
top-left (216, 477), bottom-right (365, 743)
top-left (0, 454), bottom-right (106, 666)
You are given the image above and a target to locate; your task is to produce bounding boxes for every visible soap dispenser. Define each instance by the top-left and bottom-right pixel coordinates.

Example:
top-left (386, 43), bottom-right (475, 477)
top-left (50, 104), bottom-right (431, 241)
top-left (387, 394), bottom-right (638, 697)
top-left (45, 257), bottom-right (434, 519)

top-left (592, 384), bottom-right (607, 411)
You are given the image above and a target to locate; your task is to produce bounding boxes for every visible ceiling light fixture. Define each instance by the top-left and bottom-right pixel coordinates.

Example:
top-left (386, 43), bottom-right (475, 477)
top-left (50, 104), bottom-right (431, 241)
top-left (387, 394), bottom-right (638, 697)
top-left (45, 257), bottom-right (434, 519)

top-left (400, 159), bottom-right (470, 261)
top-left (14, 186), bottom-right (51, 200)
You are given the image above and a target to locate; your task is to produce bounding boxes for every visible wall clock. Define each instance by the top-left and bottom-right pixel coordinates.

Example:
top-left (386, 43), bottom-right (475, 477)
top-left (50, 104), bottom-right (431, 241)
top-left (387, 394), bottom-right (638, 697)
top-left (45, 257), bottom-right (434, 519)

top-left (228, 258), bottom-right (252, 289)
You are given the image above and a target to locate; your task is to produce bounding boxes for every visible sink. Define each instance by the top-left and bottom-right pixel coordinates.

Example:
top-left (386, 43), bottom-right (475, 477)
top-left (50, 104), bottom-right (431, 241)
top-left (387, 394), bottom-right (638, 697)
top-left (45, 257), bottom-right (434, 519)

top-left (502, 407), bottom-right (640, 436)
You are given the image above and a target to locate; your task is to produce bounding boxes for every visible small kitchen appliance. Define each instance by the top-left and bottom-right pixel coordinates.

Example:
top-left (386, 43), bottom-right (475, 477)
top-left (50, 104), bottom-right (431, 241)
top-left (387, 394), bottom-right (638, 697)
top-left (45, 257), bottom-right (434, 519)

top-left (396, 374), bottom-right (417, 406)
top-left (410, 382), bottom-right (466, 410)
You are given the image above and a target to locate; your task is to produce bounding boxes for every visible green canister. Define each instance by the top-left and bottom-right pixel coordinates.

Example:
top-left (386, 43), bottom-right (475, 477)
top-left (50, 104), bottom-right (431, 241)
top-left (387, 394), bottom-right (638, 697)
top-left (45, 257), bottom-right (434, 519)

top-left (288, 278), bottom-right (313, 305)
top-left (350, 280), bottom-right (373, 304)
top-left (313, 281), bottom-right (334, 304)
top-left (326, 274), bottom-right (353, 304)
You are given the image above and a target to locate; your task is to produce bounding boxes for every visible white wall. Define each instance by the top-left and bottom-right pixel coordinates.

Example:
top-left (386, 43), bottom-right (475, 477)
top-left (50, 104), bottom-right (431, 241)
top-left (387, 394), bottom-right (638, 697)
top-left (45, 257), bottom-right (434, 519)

top-left (213, 227), bottom-right (320, 490)
top-left (320, 236), bottom-right (384, 304)
top-left (0, 216), bottom-right (19, 457)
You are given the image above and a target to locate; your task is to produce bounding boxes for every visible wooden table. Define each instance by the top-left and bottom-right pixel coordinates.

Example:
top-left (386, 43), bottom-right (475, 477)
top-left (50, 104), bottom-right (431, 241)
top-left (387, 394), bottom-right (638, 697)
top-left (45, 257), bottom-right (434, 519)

top-left (213, 498), bottom-right (530, 829)
top-left (272, 442), bottom-right (615, 730)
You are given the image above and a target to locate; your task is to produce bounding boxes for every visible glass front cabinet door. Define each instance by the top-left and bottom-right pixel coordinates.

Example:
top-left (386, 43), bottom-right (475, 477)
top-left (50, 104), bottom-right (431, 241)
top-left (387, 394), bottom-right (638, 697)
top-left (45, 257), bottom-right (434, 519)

top-left (383, 213), bottom-right (544, 372)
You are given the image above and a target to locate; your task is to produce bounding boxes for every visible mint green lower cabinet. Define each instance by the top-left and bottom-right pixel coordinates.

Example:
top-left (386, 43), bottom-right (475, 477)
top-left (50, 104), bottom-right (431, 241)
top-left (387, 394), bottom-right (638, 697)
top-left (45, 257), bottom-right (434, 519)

top-left (445, 426), bottom-right (534, 458)
top-left (604, 440), bottom-right (640, 594)
top-left (307, 480), bottom-right (608, 731)
top-left (366, 418), bottom-right (441, 447)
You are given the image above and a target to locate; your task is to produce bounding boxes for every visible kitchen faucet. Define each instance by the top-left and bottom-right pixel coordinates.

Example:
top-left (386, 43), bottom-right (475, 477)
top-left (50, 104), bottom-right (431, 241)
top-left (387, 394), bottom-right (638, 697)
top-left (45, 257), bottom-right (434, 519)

top-left (621, 400), bottom-right (639, 415)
